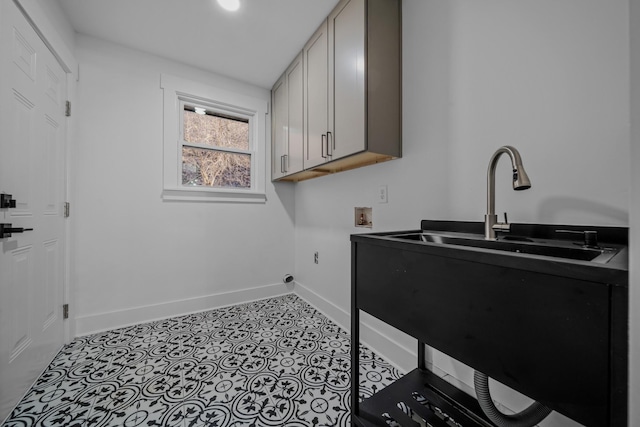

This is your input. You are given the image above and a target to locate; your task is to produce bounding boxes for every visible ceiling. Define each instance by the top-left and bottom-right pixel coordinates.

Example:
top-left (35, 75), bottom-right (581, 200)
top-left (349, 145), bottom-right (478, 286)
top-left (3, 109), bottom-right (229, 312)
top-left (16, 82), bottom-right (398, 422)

top-left (57, 0), bottom-right (339, 89)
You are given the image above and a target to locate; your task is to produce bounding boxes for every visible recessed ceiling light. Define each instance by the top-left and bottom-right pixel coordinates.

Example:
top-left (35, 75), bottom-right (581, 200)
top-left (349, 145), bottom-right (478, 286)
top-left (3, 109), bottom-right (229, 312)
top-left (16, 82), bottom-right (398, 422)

top-left (217, 0), bottom-right (240, 12)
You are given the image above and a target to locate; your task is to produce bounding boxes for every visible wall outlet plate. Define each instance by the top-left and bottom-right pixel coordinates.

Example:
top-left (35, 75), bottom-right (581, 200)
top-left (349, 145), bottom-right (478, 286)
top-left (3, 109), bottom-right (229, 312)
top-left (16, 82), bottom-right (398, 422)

top-left (378, 185), bottom-right (388, 203)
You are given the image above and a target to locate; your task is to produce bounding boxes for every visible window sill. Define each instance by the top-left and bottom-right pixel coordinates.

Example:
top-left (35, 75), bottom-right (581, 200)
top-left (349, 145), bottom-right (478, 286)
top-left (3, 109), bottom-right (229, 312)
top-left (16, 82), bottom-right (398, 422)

top-left (162, 188), bottom-right (266, 203)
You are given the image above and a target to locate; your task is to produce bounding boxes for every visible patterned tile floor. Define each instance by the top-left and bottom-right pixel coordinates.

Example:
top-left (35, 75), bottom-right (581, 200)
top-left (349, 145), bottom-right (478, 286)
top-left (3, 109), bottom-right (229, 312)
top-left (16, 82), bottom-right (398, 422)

top-left (3, 294), bottom-right (402, 427)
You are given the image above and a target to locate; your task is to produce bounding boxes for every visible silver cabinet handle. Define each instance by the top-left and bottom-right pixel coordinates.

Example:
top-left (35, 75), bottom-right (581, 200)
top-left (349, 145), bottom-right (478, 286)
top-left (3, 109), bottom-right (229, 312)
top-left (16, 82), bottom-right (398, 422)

top-left (327, 131), bottom-right (333, 156)
top-left (283, 154), bottom-right (288, 173)
top-left (321, 134), bottom-right (327, 158)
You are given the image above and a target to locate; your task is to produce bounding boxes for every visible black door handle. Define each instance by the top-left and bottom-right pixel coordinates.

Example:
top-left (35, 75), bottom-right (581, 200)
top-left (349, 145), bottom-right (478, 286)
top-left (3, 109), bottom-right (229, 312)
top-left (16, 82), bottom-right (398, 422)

top-left (1, 224), bottom-right (33, 238)
top-left (1, 193), bottom-right (17, 208)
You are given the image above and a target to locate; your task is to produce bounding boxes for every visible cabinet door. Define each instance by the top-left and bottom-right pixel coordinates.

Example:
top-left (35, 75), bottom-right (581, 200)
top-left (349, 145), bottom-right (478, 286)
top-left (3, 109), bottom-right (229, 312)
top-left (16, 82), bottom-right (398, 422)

top-left (304, 20), bottom-right (329, 169)
top-left (271, 73), bottom-right (287, 180)
top-left (286, 52), bottom-right (304, 174)
top-left (329, 0), bottom-right (366, 161)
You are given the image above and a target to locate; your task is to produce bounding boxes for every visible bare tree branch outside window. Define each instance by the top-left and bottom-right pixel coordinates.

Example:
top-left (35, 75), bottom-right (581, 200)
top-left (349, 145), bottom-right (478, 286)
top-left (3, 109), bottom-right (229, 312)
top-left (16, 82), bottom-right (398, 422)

top-left (182, 109), bottom-right (251, 188)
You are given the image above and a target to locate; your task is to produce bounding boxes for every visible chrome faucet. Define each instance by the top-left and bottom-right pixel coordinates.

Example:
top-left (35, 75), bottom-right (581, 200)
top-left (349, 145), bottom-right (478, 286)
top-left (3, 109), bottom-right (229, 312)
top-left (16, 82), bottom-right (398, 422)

top-left (485, 146), bottom-right (532, 240)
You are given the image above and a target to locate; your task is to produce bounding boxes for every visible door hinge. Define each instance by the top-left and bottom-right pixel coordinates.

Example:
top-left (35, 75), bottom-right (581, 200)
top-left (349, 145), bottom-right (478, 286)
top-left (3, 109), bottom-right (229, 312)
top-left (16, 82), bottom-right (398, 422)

top-left (63, 304), bottom-right (69, 320)
top-left (64, 202), bottom-right (70, 218)
top-left (65, 100), bottom-right (71, 117)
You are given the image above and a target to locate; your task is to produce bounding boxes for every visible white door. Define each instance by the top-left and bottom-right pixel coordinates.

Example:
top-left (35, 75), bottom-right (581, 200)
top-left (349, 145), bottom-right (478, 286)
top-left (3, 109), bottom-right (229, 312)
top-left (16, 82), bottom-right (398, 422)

top-left (0, 0), bottom-right (67, 422)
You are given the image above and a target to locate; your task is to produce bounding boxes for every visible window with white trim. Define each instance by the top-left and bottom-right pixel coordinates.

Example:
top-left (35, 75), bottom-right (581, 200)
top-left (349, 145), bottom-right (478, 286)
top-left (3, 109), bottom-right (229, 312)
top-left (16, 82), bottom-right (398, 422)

top-left (161, 74), bottom-right (267, 203)
top-left (182, 104), bottom-right (251, 188)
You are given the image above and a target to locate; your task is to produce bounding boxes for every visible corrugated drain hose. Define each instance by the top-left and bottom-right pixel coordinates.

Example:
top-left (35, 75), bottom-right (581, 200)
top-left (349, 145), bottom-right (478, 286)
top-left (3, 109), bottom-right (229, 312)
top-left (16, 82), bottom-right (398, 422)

top-left (474, 371), bottom-right (552, 427)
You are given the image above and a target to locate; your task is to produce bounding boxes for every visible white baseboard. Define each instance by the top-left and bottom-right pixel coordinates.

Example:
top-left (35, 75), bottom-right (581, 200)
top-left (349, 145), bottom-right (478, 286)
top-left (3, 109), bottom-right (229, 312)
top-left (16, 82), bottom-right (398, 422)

top-left (75, 282), bottom-right (294, 336)
top-left (293, 281), bottom-right (417, 373)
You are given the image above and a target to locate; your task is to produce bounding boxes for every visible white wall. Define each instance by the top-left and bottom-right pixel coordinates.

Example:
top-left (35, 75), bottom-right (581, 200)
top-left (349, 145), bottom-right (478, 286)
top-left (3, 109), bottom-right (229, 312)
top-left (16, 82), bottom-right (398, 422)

top-left (72, 35), bottom-right (296, 334)
top-left (446, 1), bottom-right (629, 226)
top-left (293, 1), bottom-right (630, 425)
top-left (629, 0), bottom-right (639, 425)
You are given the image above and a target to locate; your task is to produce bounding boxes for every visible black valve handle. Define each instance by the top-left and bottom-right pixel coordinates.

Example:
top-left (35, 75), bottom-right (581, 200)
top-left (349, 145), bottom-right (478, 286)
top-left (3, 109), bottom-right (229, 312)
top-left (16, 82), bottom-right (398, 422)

top-left (555, 229), bottom-right (599, 248)
top-left (0, 223), bottom-right (34, 238)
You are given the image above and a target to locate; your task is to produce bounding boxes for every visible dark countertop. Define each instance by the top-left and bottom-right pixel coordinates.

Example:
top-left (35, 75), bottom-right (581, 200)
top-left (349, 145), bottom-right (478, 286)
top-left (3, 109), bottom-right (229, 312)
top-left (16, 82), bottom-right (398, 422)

top-left (351, 220), bottom-right (628, 287)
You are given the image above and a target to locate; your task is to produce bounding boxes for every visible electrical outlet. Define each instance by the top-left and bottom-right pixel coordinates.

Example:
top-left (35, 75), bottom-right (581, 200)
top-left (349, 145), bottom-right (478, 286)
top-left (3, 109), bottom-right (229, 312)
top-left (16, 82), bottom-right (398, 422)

top-left (314, 252), bottom-right (319, 264)
top-left (379, 185), bottom-right (388, 204)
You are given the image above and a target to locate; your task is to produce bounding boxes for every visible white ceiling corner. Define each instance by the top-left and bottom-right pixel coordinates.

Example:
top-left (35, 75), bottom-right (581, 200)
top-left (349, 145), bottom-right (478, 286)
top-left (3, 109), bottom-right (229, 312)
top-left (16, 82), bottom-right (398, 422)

top-left (57, 0), bottom-right (339, 89)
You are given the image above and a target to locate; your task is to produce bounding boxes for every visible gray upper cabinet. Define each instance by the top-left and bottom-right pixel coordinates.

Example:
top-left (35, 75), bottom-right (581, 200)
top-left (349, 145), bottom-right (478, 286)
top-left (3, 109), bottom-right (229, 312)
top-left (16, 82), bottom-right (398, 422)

top-left (286, 53), bottom-right (304, 175)
top-left (328, 0), bottom-right (366, 161)
top-left (272, 0), bottom-right (401, 182)
top-left (271, 73), bottom-right (287, 180)
top-left (303, 22), bottom-right (329, 170)
top-left (271, 52), bottom-right (304, 180)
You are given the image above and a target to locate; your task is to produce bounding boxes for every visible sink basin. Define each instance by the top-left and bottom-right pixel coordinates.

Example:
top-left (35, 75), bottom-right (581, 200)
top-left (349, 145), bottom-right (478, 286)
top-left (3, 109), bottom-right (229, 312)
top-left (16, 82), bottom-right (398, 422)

top-left (390, 231), bottom-right (619, 264)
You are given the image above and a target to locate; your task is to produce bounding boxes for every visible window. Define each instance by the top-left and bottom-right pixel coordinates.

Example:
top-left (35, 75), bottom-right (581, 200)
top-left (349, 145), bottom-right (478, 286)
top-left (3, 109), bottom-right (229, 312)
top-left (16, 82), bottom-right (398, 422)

top-left (161, 74), bottom-right (267, 202)
top-left (182, 106), bottom-right (251, 188)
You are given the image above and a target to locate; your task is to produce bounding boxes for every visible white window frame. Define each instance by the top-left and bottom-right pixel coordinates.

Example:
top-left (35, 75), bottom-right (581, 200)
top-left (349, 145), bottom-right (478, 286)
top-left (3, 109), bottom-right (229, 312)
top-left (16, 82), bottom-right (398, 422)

top-left (161, 73), bottom-right (267, 203)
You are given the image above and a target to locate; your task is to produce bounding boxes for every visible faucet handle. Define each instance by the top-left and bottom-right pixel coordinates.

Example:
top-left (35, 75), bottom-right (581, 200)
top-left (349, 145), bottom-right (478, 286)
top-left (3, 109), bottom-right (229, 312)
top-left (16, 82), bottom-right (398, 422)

top-left (555, 229), bottom-right (599, 248)
top-left (492, 212), bottom-right (511, 233)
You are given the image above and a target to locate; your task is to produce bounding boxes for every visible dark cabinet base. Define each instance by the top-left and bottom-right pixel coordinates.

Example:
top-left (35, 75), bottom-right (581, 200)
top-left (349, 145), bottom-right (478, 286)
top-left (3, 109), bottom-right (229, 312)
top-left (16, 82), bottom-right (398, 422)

top-left (353, 365), bottom-right (494, 427)
top-left (351, 221), bottom-right (628, 427)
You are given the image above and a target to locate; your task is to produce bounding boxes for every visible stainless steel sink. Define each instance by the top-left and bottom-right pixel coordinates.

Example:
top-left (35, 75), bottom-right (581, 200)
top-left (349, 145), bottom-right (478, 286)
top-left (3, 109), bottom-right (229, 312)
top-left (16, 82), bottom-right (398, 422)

top-left (389, 231), bottom-right (620, 264)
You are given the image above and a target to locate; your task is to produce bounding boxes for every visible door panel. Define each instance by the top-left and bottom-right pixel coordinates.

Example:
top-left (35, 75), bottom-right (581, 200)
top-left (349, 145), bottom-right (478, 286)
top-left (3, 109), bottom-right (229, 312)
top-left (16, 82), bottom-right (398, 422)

top-left (9, 90), bottom-right (35, 214)
top-left (330, 0), bottom-right (366, 160)
top-left (303, 21), bottom-right (328, 169)
top-left (44, 117), bottom-right (62, 215)
top-left (286, 53), bottom-right (303, 174)
top-left (12, 27), bottom-right (36, 81)
top-left (0, 0), bottom-right (67, 421)
top-left (7, 246), bottom-right (33, 362)
top-left (43, 239), bottom-right (60, 329)
top-left (271, 74), bottom-right (287, 180)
